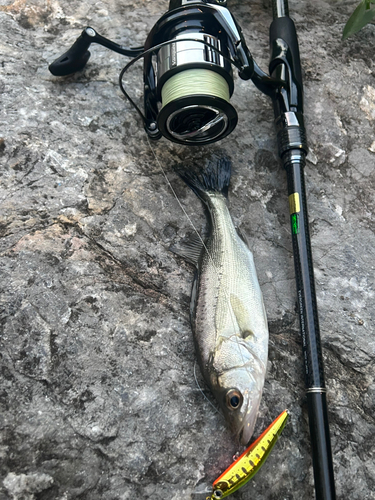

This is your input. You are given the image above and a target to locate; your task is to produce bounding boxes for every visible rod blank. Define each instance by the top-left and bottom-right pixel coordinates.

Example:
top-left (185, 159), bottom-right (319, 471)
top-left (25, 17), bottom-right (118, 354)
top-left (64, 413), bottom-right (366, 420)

top-left (272, 0), bottom-right (289, 19)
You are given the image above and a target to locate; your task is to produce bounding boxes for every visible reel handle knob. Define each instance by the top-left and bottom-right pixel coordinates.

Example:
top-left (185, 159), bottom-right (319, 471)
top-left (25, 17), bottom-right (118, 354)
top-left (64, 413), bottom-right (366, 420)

top-left (49, 28), bottom-right (95, 76)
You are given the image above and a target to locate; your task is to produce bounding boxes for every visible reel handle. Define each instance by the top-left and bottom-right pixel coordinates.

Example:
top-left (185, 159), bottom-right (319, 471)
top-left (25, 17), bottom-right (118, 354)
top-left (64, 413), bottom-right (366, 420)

top-left (49, 27), bottom-right (144, 77)
top-left (49, 28), bottom-right (93, 76)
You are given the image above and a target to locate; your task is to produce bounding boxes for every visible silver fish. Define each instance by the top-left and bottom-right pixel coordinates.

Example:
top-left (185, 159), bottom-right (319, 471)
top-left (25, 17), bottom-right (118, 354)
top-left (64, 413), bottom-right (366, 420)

top-left (175, 158), bottom-right (269, 446)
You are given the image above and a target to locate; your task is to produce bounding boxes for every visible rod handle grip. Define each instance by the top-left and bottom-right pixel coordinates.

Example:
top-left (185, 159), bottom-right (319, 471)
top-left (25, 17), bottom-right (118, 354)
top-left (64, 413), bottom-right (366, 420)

top-left (269, 16), bottom-right (302, 92)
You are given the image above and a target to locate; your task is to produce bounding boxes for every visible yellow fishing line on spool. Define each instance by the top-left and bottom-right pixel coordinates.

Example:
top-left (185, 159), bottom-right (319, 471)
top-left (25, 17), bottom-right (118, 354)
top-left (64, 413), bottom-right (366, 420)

top-left (161, 68), bottom-right (230, 107)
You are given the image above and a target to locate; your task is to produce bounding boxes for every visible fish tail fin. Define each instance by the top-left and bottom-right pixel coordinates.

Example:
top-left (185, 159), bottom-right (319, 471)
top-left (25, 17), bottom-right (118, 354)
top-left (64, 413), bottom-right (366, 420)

top-left (175, 157), bottom-right (232, 201)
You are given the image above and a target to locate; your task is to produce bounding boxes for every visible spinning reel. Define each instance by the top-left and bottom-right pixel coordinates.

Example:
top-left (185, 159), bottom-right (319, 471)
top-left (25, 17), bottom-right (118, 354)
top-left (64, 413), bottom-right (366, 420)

top-left (49, 0), bottom-right (305, 150)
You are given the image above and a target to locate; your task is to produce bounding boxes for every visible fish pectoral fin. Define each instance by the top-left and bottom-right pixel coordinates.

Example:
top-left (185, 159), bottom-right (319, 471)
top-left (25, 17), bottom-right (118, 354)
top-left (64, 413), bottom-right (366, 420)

top-left (229, 294), bottom-right (254, 340)
top-left (236, 226), bottom-right (251, 249)
top-left (169, 233), bottom-right (204, 267)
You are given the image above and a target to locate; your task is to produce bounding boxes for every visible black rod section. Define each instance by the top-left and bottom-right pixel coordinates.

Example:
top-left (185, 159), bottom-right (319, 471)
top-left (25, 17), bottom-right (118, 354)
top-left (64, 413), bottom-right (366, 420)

top-left (284, 151), bottom-right (336, 500)
top-left (272, 0), bottom-right (289, 18)
top-left (268, 2), bottom-right (337, 499)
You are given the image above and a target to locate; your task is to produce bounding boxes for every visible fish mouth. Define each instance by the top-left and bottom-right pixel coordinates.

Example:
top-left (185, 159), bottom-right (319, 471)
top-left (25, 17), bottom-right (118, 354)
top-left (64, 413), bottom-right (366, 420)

top-left (237, 427), bottom-right (246, 446)
top-left (237, 423), bottom-right (254, 447)
top-left (234, 401), bottom-right (258, 446)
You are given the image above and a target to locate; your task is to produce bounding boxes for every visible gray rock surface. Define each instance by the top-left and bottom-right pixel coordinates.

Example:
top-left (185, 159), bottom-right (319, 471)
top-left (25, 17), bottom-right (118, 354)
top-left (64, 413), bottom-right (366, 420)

top-left (0, 0), bottom-right (374, 499)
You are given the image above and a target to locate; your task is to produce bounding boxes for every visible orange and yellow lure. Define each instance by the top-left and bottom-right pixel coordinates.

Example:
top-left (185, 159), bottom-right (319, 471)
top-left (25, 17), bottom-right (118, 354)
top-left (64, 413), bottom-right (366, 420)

top-left (208, 410), bottom-right (289, 499)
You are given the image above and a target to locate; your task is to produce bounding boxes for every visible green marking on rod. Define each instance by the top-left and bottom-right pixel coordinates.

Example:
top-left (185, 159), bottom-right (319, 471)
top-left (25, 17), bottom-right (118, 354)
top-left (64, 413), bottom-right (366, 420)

top-left (291, 213), bottom-right (300, 234)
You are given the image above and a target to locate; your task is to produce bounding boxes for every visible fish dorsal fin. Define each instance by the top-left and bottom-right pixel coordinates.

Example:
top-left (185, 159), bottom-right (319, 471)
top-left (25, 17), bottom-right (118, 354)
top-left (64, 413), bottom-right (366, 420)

top-left (169, 233), bottom-right (204, 267)
top-left (229, 293), bottom-right (254, 339)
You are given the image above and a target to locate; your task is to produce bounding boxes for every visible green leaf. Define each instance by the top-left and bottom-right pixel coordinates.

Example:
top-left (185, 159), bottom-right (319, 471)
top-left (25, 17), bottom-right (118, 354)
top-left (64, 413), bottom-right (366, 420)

top-left (343, 0), bottom-right (375, 39)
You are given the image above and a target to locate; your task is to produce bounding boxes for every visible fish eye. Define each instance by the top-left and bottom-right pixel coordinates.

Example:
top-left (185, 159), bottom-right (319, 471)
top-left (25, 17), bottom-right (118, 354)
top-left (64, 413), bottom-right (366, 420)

top-left (225, 389), bottom-right (243, 410)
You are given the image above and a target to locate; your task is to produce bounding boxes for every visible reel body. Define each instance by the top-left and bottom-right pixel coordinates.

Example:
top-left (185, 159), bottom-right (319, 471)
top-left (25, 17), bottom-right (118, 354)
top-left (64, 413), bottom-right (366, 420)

top-left (143, 1), bottom-right (239, 144)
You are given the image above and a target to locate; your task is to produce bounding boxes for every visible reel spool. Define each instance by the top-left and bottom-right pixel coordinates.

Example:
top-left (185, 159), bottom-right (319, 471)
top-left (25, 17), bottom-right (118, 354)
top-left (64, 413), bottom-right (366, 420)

top-left (155, 33), bottom-right (237, 144)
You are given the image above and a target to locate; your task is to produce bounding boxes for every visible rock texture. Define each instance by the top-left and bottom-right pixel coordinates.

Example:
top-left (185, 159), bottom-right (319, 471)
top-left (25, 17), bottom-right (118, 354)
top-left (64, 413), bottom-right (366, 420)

top-left (0, 0), bottom-right (374, 499)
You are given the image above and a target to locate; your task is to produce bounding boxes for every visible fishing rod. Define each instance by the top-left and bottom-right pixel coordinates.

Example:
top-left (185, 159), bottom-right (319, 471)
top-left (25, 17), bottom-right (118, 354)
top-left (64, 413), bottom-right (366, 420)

top-left (48, 0), bottom-right (336, 496)
top-left (268, 1), bottom-right (336, 498)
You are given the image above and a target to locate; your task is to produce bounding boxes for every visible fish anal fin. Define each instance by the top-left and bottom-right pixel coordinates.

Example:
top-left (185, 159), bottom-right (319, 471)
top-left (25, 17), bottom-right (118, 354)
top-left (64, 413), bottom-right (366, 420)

top-left (229, 293), bottom-right (254, 340)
